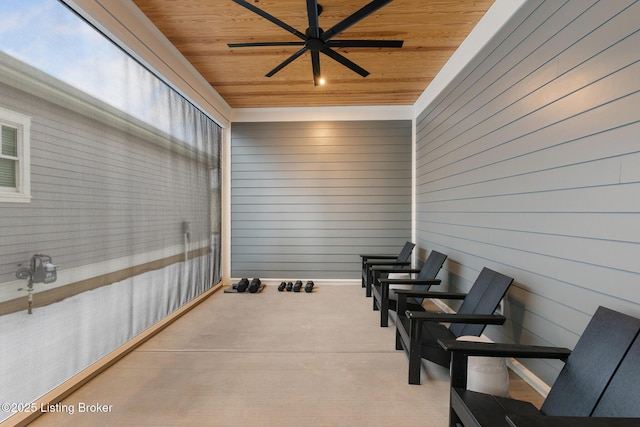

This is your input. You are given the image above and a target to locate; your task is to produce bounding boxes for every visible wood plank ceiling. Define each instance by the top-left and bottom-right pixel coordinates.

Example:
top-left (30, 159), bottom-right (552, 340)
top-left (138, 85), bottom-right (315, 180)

top-left (132, 0), bottom-right (495, 108)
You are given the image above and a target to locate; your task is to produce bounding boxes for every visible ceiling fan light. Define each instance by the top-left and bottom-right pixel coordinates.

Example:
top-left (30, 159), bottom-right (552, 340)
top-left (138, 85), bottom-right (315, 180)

top-left (319, 78), bottom-right (326, 85)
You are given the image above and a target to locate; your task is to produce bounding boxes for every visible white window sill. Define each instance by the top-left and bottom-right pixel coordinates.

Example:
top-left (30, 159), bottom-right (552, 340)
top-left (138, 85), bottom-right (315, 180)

top-left (0, 192), bottom-right (32, 203)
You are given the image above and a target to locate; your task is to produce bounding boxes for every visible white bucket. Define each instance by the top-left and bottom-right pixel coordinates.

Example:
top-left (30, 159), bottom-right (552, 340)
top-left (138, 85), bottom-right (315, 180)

top-left (457, 335), bottom-right (509, 397)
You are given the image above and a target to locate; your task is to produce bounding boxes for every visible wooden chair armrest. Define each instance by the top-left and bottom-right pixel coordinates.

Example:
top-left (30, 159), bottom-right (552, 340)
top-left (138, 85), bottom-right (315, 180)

top-left (506, 414), bottom-right (640, 427)
top-left (408, 312), bottom-right (506, 325)
top-left (366, 260), bottom-right (411, 267)
top-left (378, 278), bottom-right (441, 286)
top-left (438, 339), bottom-right (572, 359)
top-left (370, 265), bottom-right (417, 273)
top-left (393, 289), bottom-right (467, 299)
top-left (395, 291), bottom-right (465, 322)
top-left (444, 341), bottom-right (571, 389)
top-left (360, 254), bottom-right (396, 260)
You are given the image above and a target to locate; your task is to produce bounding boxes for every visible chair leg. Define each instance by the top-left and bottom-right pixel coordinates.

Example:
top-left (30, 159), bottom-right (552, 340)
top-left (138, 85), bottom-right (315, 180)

top-left (408, 318), bottom-right (422, 385)
top-left (373, 295), bottom-right (379, 311)
top-left (449, 388), bottom-right (467, 427)
top-left (380, 306), bottom-right (389, 327)
top-left (450, 352), bottom-right (469, 390)
top-left (365, 267), bottom-right (373, 297)
top-left (380, 286), bottom-right (389, 327)
top-left (395, 326), bottom-right (404, 351)
top-left (396, 294), bottom-right (407, 349)
top-left (449, 406), bottom-right (462, 427)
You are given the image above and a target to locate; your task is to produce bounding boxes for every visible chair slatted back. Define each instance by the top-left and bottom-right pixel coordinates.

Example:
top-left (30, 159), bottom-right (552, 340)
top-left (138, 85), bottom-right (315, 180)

top-left (541, 306), bottom-right (640, 416)
top-left (378, 241), bottom-right (415, 281)
top-left (396, 241), bottom-right (415, 263)
top-left (593, 332), bottom-right (640, 417)
top-left (412, 251), bottom-right (447, 302)
top-left (449, 267), bottom-right (513, 338)
top-left (416, 250), bottom-right (447, 280)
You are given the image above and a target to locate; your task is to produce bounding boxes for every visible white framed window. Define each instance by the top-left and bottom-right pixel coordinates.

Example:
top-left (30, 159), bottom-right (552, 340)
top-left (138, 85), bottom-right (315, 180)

top-left (0, 107), bottom-right (31, 203)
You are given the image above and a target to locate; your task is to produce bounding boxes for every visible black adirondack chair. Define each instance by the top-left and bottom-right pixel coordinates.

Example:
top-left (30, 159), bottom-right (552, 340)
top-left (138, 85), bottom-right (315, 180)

top-left (438, 305), bottom-right (640, 427)
top-left (359, 241), bottom-right (414, 297)
top-left (371, 250), bottom-right (447, 327)
top-left (395, 267), bottom-right (514, 384)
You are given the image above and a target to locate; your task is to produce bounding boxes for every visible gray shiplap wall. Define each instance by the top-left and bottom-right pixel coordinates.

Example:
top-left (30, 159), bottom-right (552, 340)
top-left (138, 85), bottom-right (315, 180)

top-left (231, 121), bottom-right (412, 279)
top-left (416, 0), bottom-right (640, 385)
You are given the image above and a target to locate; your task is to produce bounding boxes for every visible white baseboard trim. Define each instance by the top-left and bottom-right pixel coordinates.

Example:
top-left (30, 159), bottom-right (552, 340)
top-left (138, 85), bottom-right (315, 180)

top-left (507, 358), bottom-right (550, 397)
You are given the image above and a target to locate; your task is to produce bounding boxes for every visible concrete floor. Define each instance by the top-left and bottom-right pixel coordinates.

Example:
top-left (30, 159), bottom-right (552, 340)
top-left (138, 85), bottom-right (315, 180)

top-left (30, 284), bottom-right (541, 426)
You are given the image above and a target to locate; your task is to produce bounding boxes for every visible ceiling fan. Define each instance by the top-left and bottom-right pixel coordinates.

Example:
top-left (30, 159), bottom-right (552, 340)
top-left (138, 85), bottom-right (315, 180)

top-left (228, 0), bottom-right (403, 86)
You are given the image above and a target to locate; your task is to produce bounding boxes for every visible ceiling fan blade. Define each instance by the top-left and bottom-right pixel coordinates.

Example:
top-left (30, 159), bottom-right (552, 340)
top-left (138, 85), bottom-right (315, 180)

top-left (321, 0), bottom-right (394, 42)
top-left (311, 50), bottom-right (321, 86)
top-left (320, 47), bottom-right (369, 77)
top-left (306, 0), bottom-right (320, 39)
top-left (228, 42), bottom-right (305, 48)
top-left (231, 0), bottom-right (307, 41)
top-left (327, 40), bottom-right (403, 48)
top-left (265, 47), bottom-right (308, 77)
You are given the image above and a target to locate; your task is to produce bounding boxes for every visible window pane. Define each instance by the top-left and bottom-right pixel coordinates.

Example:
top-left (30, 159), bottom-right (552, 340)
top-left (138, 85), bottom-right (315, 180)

top-left (1, 126), bottom-right (17, 157)
top-left (0, 158), bottom-right (16, 187)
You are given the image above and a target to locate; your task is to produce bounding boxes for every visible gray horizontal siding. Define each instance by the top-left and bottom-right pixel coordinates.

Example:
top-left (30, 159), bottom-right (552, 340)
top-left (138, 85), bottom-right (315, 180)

top-left (231, 121), bottom-right (412, 279)
top-left (415, 0), bottom-right (640, 386)
top-left (0, 80), bottom-right (211, 283)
